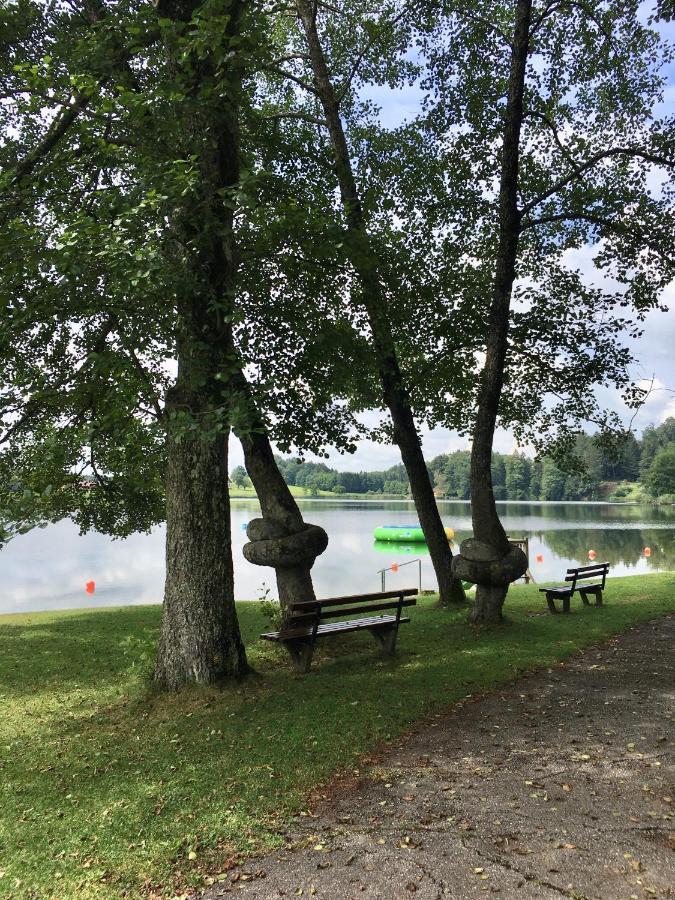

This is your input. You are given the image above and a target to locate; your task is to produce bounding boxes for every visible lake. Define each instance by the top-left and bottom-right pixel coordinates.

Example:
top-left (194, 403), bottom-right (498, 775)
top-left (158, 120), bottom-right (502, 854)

top-left (1, 500), bottom-right (674, 615)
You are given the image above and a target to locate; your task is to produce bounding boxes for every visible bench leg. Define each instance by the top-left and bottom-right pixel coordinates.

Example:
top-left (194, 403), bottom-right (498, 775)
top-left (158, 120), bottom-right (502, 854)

top-left (369, 625), bottom-right (398, 657)
top-left (594, 590), bottom-right (603, 607)
top-left (579, 591), bottom-right (590, 606)
top-left (562, 595), bottom-right (571, 614)
top-left (285, 639), bottom-right (314, 674)
top-left (545, 593), bottom-right (558, 614)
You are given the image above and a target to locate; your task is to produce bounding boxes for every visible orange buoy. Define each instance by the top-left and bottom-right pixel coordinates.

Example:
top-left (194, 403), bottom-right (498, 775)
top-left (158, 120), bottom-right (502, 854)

top-left (85, 580), bottom-right (96, 595)
top-left (535, 553), bottom-right (544, 563)
top-left (644, 547), bottom-right (651, 557)
top-left (391, 563), bottom-right (399, 573)
top-left (588, 549), bottom-right (597, 561)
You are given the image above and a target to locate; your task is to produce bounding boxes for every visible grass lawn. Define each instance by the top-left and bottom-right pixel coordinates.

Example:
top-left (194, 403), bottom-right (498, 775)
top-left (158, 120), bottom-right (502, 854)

top-left (1, 573), bottom-right (673, 899)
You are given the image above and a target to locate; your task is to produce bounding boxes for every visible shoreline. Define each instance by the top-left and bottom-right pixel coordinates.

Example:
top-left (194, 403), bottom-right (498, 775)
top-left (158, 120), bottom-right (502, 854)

top-left (230, 494), bottom-right (673, 507)
top-left (3, 569), bottom-right (674, 620)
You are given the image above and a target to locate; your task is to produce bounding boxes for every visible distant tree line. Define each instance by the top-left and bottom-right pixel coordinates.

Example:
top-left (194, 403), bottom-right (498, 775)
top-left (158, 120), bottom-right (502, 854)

top-left (232, 458), bottom-right (410, 496)
top-left (232, 419), bottom-right (675, 502)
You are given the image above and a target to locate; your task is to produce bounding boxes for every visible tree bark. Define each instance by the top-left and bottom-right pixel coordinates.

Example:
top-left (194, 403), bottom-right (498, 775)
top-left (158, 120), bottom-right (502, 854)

top-left (235, 404), bottom-right (327, 621)
top-left (155, 422), bottom-right (248, 689)
top-left (296, 0), bottom-right (464, 606)
top-left (153, 0), bottom-right (250, 686)
top-left (460, 0), bottom-right (533, 623)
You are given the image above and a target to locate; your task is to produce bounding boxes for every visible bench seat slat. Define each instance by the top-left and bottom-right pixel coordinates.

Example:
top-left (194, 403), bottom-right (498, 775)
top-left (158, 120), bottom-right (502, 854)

top-left (540, 580), bottom-right (605, 594)
top-left (566, 562), bottom-right (610, 575)
top-left (311, 597), bottom-right (416, 620)
top-left (262, 614), bottom-right (410, 643)
top-left (291, 588), bottom-right (417, 612)
top-left (565, 568), bottom-right (609, 582)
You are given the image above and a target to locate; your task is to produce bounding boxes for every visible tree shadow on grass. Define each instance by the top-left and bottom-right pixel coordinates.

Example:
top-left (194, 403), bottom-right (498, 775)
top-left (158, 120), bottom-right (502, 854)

top-left (0, 606), bottom-right (160, 701)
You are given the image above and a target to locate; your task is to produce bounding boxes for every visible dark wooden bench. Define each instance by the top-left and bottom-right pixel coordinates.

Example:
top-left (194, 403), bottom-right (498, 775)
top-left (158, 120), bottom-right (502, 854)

top-left (540, 562), bottom-right (609, 614)
top-left (261, 588), bottom-right (418, 673)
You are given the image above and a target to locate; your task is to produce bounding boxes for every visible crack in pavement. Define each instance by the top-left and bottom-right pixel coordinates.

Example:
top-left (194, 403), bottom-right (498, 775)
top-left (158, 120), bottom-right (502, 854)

top-left (461, 836), bottom-right (577, 898)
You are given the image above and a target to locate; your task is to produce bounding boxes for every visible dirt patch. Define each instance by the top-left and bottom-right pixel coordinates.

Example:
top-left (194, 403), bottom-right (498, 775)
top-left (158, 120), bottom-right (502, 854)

top-left (198, 616), bottom-right (674, 899)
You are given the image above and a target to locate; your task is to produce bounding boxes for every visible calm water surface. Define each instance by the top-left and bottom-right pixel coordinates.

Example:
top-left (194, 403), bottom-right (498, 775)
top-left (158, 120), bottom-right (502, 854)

top-left (1, 500), bottom-right (674, 615)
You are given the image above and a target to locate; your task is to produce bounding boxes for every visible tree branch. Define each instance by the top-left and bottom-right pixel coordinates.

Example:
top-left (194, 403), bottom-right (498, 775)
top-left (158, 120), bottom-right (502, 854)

top-left (526, 109), bottom-right (579, 168)
top-left (263, 109), bottom-right (328, 127)
top-left (520, 209), bottom-right (616, 229)
top-left (336, 5), bottom-right (413, 104)
top-left (262, 64), bottom-right (319, 95)
top-left (2, 93), bottom-right (91, 199)
top-left (519, 147), bottom-right (675, 217)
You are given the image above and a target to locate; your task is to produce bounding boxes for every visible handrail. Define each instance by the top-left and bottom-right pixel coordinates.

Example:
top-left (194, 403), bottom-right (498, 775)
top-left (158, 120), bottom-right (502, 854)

top-left (377, 557), bottom-right (422, 593)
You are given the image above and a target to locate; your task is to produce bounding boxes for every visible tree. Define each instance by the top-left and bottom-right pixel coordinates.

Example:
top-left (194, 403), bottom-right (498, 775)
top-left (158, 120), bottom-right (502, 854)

top-left (645, 446), bottom-right (675, 498)
top-left (259, 0), bottom-right (466, 607)
top-left (640, 418), bottom-right (675, 477)
top-left (529, 458), bottom-right (543, 500)
top-left (491, 455), bottom-right (507, 501)
top-left (504, 453), bottom-right (530, 501)
top-left (425, 0), bottom-right (675, 621)
top-left (230, 466), bottom-right (249, 488)
top-left (0, 0), bottom-right (331, 686)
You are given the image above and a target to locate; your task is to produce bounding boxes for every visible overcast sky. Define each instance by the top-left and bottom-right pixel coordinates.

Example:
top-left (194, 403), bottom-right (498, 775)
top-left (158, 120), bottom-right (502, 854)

top-left (230, 10), bottom-right (675, 475)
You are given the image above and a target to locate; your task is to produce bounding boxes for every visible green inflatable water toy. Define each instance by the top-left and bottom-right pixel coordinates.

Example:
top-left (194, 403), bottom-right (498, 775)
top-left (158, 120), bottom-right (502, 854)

top-left (373, 540), bottom-right (429, 556)
top-left (373, 524), bottom-right (454, 542)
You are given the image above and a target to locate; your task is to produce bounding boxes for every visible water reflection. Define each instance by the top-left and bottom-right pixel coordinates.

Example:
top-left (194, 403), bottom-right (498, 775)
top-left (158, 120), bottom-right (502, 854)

top-left (0, 500), bottom-right (673, 614)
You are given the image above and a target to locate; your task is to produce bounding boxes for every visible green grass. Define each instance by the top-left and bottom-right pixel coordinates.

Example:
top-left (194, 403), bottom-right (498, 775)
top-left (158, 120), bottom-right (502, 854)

top-left (1, 574), bottom-right (674, 899)
top-left (228, 486), bottom-right (409, 500)
top-left (229, 484), bottom-right (327, 499)
top-left (604, 480), bottom-right (649, 503)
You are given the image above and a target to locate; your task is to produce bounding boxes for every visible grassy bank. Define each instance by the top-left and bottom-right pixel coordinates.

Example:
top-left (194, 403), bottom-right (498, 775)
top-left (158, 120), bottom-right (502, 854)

top-left (1, 575), bottom-right (674, 899)
top-left (228, 486), bottom-right (410, 500)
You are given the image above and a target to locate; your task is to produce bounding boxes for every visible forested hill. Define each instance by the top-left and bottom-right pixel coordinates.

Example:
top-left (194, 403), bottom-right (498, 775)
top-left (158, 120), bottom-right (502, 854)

top-left (230, 419), bottom-right (675, 503)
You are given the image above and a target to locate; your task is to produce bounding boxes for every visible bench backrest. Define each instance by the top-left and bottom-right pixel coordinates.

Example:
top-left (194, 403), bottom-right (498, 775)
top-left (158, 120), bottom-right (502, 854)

top-left (289, 588), bottom-right (418, 625)
top-left (565, 562), bottom-right (609, 591)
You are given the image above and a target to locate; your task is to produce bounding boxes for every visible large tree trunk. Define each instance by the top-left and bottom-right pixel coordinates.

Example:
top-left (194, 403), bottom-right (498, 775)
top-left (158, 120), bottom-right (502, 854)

top-left (454, 0), bottom-right (532, 623)
top-left (153, 0), bottom-right (251, 686)
top-left (296, 0), bottom-right (464, 606)
top-left (155, 422), bottom-right (247, 689)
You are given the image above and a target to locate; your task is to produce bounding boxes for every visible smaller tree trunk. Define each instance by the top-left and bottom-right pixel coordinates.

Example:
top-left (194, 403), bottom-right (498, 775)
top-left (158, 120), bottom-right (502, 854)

top-left (155, 422), bottom-right (248, 690)
top-left (469, 585), bottom-right (508, 624)
top-left (385, 373), bottom-right (465, 606)
top-left (235, 402), bottom-right (327, 622)
top-left (460, 0), bottom-right (533, 623)
top-left (295, 0), bottom-right (465, 607)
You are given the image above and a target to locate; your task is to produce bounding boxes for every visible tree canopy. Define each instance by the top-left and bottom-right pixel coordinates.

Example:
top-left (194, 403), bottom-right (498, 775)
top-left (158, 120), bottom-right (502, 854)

top-left (1, 0), bottom-right (673, 673)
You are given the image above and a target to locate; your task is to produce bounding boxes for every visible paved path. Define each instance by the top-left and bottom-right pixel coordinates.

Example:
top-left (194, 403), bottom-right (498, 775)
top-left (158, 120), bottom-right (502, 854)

top-left (200, 617), bottom-right (674, 899)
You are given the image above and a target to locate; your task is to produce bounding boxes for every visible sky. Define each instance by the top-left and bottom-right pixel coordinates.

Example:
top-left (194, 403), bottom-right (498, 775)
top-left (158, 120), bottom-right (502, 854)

top-left (230, 8), bottom-right (675, 475)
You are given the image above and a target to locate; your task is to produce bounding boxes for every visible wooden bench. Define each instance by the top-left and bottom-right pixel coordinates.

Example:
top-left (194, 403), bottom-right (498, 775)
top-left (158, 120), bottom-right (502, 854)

top-left (540, 562), bottom-right (609, 614)
top-left (261, 588), bottom-right (418, 673)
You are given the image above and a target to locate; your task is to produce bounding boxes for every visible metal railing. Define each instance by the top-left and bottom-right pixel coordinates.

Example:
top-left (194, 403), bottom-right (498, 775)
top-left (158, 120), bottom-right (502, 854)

top-left (377, 557), bottom-right (422, 593)
top-left (507, 536), bottom-right (534, 583)
top-left (376, 537), bottom-right (532, 594)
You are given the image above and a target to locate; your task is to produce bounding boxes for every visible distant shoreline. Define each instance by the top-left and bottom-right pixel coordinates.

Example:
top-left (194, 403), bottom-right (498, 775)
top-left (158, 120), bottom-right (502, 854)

top-left (229, 494), bottom-right (672, 507)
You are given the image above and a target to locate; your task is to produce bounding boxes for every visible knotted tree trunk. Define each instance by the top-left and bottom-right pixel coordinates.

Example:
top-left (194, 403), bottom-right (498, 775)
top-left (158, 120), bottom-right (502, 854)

top-left (452, 0), bottom-right (532, 623)
top-left (235, 403), bottom-right (328, 621)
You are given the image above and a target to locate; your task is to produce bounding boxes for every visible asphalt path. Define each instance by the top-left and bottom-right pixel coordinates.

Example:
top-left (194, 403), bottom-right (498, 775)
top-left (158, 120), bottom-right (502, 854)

top-left (198, 616), bottom-right (674, 900)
